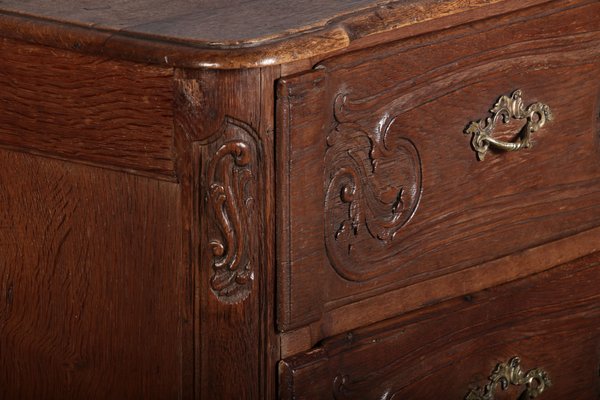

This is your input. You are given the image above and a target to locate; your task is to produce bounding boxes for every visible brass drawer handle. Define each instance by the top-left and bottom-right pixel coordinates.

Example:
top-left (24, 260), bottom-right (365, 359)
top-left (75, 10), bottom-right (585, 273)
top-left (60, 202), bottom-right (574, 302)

top-left (466, 357), bottom-right (551, 400)
top-left (465, 90), bottom-right (553, 161)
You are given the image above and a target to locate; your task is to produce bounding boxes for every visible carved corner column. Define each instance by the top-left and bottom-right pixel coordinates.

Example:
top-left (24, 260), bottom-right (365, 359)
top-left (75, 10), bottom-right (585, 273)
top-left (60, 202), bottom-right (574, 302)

top-left (174, 68), bottom-right (277, 400)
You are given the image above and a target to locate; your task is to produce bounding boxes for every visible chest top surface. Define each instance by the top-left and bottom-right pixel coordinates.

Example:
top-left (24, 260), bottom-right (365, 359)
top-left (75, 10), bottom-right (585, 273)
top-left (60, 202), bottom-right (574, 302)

top-left (0, 0), bottom-right (553, 68)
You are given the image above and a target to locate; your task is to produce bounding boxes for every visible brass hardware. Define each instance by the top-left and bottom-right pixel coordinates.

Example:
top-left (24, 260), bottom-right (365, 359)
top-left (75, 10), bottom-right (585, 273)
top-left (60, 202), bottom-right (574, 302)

top-left (465, 90), bottom-right (553, 160)
top-left (465, 357), bottom-right (551, 400)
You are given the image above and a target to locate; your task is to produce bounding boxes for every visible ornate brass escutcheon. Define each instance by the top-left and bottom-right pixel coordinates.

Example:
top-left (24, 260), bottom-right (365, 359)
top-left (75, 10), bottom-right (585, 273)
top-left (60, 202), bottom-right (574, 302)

top-left (465, 90), bottom-right (553, 161)
top-left (465, 357), bottom-right (551, 400)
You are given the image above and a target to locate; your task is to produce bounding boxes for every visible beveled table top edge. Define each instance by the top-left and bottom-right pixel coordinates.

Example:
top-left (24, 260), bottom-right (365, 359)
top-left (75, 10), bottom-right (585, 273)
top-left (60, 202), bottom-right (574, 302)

top-left (0, 0), bottom-right (553, 69)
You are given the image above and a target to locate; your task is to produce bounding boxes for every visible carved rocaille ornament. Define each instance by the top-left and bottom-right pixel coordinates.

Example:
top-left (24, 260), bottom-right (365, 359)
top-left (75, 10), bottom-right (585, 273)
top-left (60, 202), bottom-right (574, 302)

top-left (325, 94), bottom-right (422, 282)
top-left (465, 90), bottom-right (553, 161)
top-left (201, 116), bottom-right (262, 304)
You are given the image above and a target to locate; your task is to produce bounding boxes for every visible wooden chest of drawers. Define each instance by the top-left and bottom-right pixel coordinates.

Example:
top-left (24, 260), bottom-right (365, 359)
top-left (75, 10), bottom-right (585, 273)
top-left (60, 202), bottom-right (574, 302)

top-left (0, 1), bottom-right (598, 399)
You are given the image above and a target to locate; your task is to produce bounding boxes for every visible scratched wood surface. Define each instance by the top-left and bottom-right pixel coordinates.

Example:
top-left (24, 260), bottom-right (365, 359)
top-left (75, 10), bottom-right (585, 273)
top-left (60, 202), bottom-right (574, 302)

top-left (0, 149), bottom-right (188, 399)
top-left (0, 0), bottom-right (554, 68)
top-left (0, 0), bottom-right (386, 42)
top-left (280, 251), bottom-right (600, 399)
top-left (0, 37), bottom-right (176, 180)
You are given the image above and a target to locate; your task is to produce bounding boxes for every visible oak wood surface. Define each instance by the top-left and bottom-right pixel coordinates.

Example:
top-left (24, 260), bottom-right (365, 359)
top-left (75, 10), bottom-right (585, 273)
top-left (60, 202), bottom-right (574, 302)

top-left (0, 0), bottom-right (598, 398)
top-left (0, 0), bottom-right (387, 43)
top-left (0, 0), bottom-right (555, 68)
top-left (0, 148), bottom-right (187, 399)
top-left (277, 0), bottom-right (600, 340)
top-left (174, 66), bottom-right (279, 400)
top-left (279, 226), bottom-right (600, 358)
top-left (0, 37), bottom-right (176, 180)
top-left (280, 251), bottom-right (600, 400)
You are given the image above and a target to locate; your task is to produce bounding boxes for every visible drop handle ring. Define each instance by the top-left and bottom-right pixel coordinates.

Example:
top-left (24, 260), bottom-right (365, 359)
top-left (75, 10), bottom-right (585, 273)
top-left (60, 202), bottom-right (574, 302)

top-left (465, 90), bottom-right (553, 161)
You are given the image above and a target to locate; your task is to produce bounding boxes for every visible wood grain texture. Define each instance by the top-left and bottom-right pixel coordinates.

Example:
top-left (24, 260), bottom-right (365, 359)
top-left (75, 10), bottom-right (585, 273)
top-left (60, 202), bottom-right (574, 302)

top-left (280, 251), bottom-right (600, 400)
top-left (0, 149), bottom-right (187, 399)
top-left (277, 0), bottom-right (600, 337)
top-left (0, 37), bottom-right (176, 180)
top-left (279, 225), bottom-right (600, 358)
top-left (0, 0), bottom-right (598, 398)
top-left (174, 67), bottom-right (278, 399)
top-left (0, 0), bottom-right (555, 68)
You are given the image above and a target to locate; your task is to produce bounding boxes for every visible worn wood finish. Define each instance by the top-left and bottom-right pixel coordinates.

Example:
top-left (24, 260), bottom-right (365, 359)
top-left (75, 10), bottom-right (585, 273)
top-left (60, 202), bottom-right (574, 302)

top-left (173, 67), bottom-right (278, 400)
top-left (0, 0), bottom-right (555, 68)
top-left (1, 0), bottom-right (599, 398)
top-left (0, 37), bottom-right (175, 180)
top-left (279, 225), bottom-right (600, 358)
top-left (280, 251), bottom-right (600, 400)
top-left (277, 0), bottom-right (600, 337)
top-left (0, 149), bottom-right (186, 399)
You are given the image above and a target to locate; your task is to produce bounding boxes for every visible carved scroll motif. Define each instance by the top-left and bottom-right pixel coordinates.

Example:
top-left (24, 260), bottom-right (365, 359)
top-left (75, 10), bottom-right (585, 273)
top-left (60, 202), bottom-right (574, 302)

top-left (203, 117), bottom-right (261, 304)
top-left (325, 94), bottom-right (422, 282)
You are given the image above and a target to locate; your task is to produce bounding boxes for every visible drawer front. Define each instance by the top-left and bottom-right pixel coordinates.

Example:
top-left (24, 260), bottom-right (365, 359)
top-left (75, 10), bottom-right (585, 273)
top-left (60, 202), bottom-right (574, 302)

top-left (279, 252), bottom-right (600, 400)
top-left (276, 0), bottom-right (600, 335)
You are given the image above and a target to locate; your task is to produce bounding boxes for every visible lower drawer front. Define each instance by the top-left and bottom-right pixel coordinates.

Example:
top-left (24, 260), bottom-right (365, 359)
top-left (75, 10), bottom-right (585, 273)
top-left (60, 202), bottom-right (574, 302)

top-left (279, 252), bottom-right (600, 400)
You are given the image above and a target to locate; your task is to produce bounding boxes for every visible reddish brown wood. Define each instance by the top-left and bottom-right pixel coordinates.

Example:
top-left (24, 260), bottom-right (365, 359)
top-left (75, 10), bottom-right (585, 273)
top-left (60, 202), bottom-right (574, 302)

top-left (0, 0), bottom-right (556, 68)
top-left (280, 251), bottom-right (600, 400)
top-left (0, 37), bottom-right (176, 180)
top-left (0, 149), bottom-right (186, 399)
top-left (279, 225), bottom-right (600, 358)
top-left (0, 0), bottom-right (598, 399)
top-left (174, 67), bottom-right (278, 400)
top-left (277, 0), bottom-right (600, 339)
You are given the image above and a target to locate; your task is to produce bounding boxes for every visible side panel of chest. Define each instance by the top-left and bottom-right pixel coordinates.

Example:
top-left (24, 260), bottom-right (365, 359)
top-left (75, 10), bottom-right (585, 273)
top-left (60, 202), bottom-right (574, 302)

top-left (0, 38), bottom-right (176, 180)
top-left (0, 149), bottom-right (185, 399)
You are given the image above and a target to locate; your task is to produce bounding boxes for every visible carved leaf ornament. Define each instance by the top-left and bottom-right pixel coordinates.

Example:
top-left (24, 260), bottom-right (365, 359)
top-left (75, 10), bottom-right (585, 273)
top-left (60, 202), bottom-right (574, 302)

top-left (204, 117), bottom-right (261, 304)
top-left (325, 94), bottom-right (422, 282)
